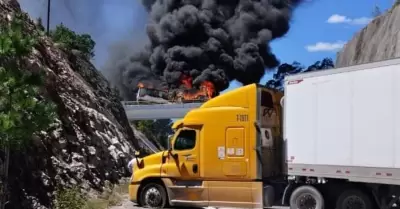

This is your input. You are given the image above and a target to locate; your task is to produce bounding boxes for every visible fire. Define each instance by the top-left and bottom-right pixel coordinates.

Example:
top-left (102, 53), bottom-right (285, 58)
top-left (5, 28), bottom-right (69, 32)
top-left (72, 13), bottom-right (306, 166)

top-left (136, 78), bottom-right (216, 103)
top-left (179, 80), bottom-right (215, 102)
top-left (201, 81), bottom-right (215, 99)
top-left (138, 82), bottom-right (155, 89)
top-left (180, 74), bottom-right (193, 89)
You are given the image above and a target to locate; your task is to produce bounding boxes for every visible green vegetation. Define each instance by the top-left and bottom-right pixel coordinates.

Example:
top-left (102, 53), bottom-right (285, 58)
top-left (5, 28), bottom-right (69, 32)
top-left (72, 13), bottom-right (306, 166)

top-left (0, 11), bottom-right (57, 209)
top-left (0, 12), bottom-right (57, 149)
top-left (266, 58), bottom-right (335, 91)
top-left (35, 17), bottom-right (46, 32)
top-left (54, 183), bottom-right (129, 209)
top-left (134, 119), bottom-right (174, 150)
top-left (54, 186), bottom-right (86, 209)
top-left (0, 11), bottom-right (126, 209)
top-left (49, 23), bottom-right (95, 60)
top-left (372, 5), bottom-right (382, 17)
top-left (32, 18), bottom-right (96, 60)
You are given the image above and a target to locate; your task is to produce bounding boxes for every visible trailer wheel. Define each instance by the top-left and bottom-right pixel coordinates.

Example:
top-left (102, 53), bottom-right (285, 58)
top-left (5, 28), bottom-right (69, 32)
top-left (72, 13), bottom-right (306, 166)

top-left (335, 189), bottom-right (372, 209)
top-left (139, 182), bottom-right (168, 208)
top-left (290, 185), bottom-right (324, 209)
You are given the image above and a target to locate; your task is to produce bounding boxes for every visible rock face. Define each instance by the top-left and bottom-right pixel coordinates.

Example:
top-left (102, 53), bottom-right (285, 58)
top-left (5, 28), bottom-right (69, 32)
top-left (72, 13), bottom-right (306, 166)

top-left (0, 1), bottom-right (140, 208)
top-left (336, 5), bottom-right (400, 67)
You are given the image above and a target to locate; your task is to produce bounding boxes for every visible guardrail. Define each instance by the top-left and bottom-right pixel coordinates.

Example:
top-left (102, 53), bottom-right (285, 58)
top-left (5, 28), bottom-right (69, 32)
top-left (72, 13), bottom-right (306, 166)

top-left (121, 100), bottom-right (205, 106)
top-left (121, 101), bottom-right (203, 120)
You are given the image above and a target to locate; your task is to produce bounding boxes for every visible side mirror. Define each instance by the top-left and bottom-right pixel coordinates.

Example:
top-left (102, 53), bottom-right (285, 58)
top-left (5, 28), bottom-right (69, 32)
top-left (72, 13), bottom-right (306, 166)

top-left (134, 151), bottom-right (140, 158)
top-left (167, 134), bottom-right (173, 151)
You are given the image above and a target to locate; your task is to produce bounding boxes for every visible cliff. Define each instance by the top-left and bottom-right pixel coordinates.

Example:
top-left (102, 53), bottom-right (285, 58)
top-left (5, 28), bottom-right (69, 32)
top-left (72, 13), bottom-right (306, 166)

top-left (336, 5), bottom-right (400, 67)
top-left (0, 1), bottom-right (141, 208)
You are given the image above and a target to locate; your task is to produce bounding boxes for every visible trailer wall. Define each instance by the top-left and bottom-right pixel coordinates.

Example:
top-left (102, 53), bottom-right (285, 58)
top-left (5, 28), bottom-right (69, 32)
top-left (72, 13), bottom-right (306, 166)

top-left (284, 59), bottom-right (400, 182)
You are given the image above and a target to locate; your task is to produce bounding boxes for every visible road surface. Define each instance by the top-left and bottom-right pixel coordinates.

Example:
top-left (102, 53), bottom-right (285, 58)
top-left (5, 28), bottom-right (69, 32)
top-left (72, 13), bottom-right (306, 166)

top-left (109, 195), bottom-right (289, 209)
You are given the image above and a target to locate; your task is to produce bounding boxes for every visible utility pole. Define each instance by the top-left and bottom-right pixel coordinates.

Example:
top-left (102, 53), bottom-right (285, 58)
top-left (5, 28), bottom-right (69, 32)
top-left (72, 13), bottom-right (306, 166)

top-left (46, 0), bottom-right (51, 35)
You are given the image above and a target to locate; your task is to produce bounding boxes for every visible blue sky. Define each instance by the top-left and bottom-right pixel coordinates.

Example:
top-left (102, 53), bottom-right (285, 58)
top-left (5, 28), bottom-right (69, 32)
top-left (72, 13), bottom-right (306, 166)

top-left (18, 0), bottom-right (394, 93)
top-left (222, 0), bottom-right (395, 93)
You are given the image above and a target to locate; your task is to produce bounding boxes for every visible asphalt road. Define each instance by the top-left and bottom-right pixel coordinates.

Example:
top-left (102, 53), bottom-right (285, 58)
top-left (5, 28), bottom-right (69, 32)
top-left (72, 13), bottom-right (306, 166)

top-left (111, 199), bottom-right (289, 209)
top-left (109, 194), bottom-right (289, 209)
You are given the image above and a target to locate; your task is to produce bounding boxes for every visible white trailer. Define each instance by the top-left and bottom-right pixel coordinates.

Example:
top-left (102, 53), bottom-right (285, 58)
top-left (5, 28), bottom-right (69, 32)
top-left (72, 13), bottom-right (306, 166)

top-left (282, 58), bottom-right (400, 209)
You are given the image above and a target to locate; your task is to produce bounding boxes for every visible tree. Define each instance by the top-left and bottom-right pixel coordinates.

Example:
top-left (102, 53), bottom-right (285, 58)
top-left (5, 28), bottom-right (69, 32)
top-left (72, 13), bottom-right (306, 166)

top-left (49, 23), bottom-right (95, 60)
top-left (266, 58), bottom-right (335, 91)
top-left (135, 119), bottom-right (173, 150)
top-left (0, 12), bottom-right (57, 207)
top-left (265, 61), bottom-right (303, 91)
top-left (152, 119), bottom-right (174, 148)
top-left (303, 57), bottom-right (335, 72)
top-left (372, 5), bottom-right (381, 17)
top-left (35, 17), bottom-right (45, 32)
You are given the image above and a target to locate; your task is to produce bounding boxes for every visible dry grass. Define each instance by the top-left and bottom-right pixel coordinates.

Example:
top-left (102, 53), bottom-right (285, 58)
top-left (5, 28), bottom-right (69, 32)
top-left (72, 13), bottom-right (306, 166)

top-left (85, 183), bottom-right (130, 209)
top-left (53, 180), bottom-right (130, 209)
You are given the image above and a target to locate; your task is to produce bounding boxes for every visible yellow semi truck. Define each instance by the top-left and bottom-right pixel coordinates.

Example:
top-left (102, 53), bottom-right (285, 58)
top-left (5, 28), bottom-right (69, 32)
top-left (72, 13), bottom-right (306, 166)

top-left (129, 59), bottom-right (400, 209)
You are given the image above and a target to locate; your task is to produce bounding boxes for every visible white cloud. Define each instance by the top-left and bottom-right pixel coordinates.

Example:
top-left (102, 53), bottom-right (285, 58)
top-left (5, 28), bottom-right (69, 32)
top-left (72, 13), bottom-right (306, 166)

top-left (305, 41), bottom-right (346, 52)
top-left (327, 14), bottom-right (351, 23)
top-left (327, 14), bottom-right (372, 25)
top-left (351, 17), bottom-right (373, 25)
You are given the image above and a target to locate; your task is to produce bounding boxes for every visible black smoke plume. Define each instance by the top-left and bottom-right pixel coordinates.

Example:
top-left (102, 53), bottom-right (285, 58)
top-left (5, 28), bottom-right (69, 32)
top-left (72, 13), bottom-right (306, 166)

top-left (110, 0), bottom-right (303, 100)
top-left (17, 0), bottom-right (146, 69)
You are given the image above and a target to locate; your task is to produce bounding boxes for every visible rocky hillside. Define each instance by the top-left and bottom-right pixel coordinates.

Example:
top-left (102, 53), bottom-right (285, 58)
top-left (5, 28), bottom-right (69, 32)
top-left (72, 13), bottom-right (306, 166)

top-left (0, 1), bottom-right (143, 208)
top-left (336, 4), bottom-right (400, 67)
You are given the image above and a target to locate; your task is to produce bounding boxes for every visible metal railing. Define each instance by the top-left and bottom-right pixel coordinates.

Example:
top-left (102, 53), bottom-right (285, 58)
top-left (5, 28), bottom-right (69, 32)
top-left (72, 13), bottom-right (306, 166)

top-left (122, 101), bottom-right (203, 120)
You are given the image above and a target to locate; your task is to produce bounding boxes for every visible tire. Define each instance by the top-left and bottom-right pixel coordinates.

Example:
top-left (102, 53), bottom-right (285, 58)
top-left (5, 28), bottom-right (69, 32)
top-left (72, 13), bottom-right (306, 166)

top-left (139, 183), bottom-right (168, 208)
top-left (335, 189), bottom-right (373, 209)
top-left (290, 185), bottom-right (324, 209)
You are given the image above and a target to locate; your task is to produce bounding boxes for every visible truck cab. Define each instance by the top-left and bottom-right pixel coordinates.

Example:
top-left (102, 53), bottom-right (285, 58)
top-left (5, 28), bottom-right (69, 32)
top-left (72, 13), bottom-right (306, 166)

top-left (129, 83), bottom-right (284, 208)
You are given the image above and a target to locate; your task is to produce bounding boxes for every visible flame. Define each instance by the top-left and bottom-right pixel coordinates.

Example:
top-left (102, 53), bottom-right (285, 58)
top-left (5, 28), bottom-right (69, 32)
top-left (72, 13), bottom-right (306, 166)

top-left (136, 79), bottom-right (216, 103)
top-left (178, 80), bottom-right (215, 102)
top-left (137, 82), bottom-right (155, 89)
top-left (137, 82), bottom-right (144, 88)
top-left (200, 81), bottom-right (215, 99)
top-left (180, 74), bottom-right (193, 89)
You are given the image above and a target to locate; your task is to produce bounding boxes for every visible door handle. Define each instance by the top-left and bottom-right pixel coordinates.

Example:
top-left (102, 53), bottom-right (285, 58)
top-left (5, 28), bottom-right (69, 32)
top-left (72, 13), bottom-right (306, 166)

top-left (183, 154), bottom-right (196, 161)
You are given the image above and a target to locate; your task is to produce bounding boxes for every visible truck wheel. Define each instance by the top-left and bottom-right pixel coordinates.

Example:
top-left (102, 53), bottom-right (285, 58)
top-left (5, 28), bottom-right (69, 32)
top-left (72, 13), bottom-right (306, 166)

top-left (139, 183), bottom-right (168, 208)
top-left (335, 189), bottom-right (372, 209)
top-left (290, 185), bottom-right (324, 209)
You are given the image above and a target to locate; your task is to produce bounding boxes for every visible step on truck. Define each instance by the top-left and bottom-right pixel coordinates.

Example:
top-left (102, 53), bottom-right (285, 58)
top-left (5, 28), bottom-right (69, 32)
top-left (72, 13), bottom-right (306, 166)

top-left (129, 58), bottom-right (400, 209)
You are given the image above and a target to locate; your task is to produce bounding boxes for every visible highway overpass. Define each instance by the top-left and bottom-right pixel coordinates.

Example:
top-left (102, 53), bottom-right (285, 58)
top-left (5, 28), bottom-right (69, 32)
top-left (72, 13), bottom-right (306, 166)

top-left (122, 101), bottom-right (202, 120)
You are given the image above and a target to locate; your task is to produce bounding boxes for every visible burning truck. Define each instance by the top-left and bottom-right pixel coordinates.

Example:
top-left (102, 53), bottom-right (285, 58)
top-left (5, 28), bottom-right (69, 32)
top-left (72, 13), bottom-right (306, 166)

top-left (136, 74), bottom-right (217, 104)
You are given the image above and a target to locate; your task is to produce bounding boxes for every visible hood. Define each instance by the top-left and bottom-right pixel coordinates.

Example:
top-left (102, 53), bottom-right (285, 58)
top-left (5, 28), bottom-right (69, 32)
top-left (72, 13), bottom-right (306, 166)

top-left (133, 151), bottom-right (167, 181)
top-left (137, 151), bottom-right (166, 170)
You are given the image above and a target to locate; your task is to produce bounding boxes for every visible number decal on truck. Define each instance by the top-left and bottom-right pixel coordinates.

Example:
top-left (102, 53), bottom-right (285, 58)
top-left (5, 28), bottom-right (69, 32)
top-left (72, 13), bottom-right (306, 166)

top-left (236, 114), bottom-right (248, 122)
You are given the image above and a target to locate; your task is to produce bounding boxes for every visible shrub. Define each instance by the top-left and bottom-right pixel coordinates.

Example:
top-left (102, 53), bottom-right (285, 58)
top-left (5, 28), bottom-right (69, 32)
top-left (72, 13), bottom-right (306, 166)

top-left (50, 23), bottom-right (95, 60)
top-left (0, 12), bottom-right (57, 149)
top-left (54, 186), bottom-right (86, 209)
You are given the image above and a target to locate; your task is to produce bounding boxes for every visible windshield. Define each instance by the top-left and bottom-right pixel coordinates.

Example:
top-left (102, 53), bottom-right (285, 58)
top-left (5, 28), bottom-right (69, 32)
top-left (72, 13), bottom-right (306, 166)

top-left (173, 129), bottom-right (196, 151)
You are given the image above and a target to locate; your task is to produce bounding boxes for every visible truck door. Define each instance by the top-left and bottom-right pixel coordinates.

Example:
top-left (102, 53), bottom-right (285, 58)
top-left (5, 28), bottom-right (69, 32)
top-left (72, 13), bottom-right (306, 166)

top-left (161, 127), bottom-right (207, 207)
top-left (208, 126), bottom-right (254, 208)
top-left (171, 128), bottom-right (200, 178)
